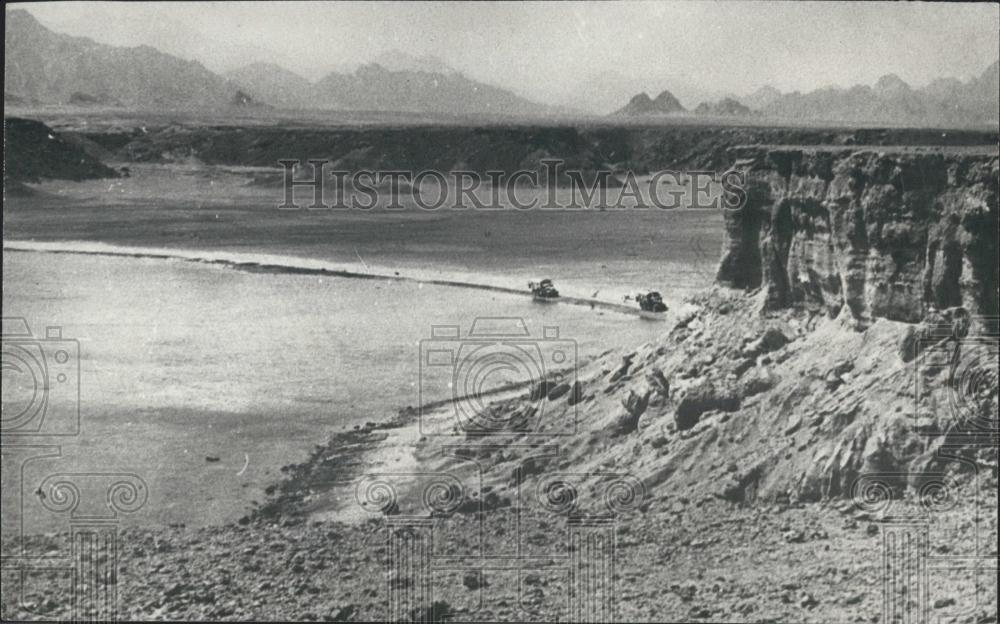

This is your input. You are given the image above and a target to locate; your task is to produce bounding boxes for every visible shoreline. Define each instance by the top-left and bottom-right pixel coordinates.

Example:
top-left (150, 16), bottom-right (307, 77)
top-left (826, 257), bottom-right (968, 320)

top-left (3, 239), bottom-right (671, 318)
top-left (3, 247), bottom-right (996, 622)
top-left (3, 242), bottom-right (671, 532)
top-left (246, 360), bottom-right (612, 526)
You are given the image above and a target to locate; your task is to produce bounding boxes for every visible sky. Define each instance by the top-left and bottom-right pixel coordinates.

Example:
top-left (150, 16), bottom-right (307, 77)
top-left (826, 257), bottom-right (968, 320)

top-left (12, 1), bottom-right (1000, 106)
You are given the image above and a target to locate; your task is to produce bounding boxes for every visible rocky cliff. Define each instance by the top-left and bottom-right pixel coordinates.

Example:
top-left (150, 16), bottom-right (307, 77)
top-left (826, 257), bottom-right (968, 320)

top-left (259, 286), bottom-right (997, 523)
top-left (718, 147), bottom-right (999, 329)
top-left (63, 120), bottom-right (999, 181)
top-left (240, 147), bottom-right (998, 523)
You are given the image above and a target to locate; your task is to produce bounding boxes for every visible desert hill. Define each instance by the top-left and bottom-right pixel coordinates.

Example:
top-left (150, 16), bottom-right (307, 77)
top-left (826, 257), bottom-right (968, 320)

top-left (222, 63), bottom-right (316, 110)
top-left (695, 97), bottom-right (752, 116)
top-left (4, 9), bottom-right (240, 108)
top-left (615, 90), bottom-right (688, 116)
top-left (309, 63), bottom-right (552, 116)
top-left (3, 117), bottom-right (118, 188)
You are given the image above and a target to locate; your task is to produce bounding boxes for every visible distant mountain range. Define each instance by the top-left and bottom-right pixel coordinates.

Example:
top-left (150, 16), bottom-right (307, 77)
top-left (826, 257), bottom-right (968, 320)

top-left (617, 62), bottom-right (999, 126)
top-left (548, 70), bottom-right (729, 117)
top-left (222, 63), bottom-right (316, 110)
top-left (5, 8), bottom-right (998, 126)
top-left (613, 91), bottom-right (752, 118)
top-left (614, 91), bottom-right (687, 116)
top-left (694, 98), bottom-right (751, 117)
top-left (4, 9), bottom-right (552, 116)
top-left (222, 61), bottom-right (552, 116)
top-left (4, 9), bottom-right (238, 108)
top-left (756, 65), bottom-right (999, 126)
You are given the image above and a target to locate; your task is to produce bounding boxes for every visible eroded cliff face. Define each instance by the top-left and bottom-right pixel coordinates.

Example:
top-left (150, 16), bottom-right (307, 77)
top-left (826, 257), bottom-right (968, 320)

top-left (279, 288), bottom-right (995, 514)
top-left (250, 146), bottom-right (997, 522)
top-left (717, 147), bottom-right (999, 328)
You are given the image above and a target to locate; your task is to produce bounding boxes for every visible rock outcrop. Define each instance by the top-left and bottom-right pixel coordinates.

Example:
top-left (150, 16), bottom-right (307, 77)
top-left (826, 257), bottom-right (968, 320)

top-left (332, 286), bottom-right (995, 515)
top-left (245, 143), bottom-right (997, 519)
top-left (717, 147), bottom-right (999, 330)
top-left (3, 117), bottom-right (118, 185)
top-left (364, 147), bottom-right (997, 511)
top-left (78, 122), bottom-right (998, 181)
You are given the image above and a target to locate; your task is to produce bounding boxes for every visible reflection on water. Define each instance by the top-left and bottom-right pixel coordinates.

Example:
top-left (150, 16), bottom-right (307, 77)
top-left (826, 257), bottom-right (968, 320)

top-left (2, 250), bottom-right (669, 527)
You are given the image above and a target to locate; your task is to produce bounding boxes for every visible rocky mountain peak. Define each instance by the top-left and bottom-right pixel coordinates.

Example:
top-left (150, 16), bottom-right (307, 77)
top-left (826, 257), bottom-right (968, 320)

top-left (615, 90), bottom-right (686, 116)
top-left (874, 73), bottom-right (911, 93)
top-left (652, 89), bottom-right (686, 112)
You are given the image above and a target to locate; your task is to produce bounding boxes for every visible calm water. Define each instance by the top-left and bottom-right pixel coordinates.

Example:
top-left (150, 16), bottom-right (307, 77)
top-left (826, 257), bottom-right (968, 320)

top-left (3, 250), bottom-right (673, 528)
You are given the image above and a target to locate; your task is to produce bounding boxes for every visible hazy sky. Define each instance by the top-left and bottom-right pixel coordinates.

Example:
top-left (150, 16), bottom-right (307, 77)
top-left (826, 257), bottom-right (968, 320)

top-left (13, 1), bottom-right (1000, 104)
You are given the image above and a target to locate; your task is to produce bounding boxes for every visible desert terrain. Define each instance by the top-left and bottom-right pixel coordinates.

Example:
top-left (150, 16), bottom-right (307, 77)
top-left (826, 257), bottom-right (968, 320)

top-left (2, 108), bottom-right (997, 623)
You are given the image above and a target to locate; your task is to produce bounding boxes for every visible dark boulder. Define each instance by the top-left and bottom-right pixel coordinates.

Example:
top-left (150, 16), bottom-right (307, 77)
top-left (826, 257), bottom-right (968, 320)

top-left (675, 379), bottom-right (740, 430)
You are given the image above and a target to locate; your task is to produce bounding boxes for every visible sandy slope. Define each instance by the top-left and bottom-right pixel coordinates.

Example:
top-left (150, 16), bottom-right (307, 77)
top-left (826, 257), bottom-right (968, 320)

top-left (5, 288), bottom-right (994, 622)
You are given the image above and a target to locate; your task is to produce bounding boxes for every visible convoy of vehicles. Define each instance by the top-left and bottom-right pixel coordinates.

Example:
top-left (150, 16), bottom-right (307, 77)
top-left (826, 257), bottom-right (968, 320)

top-left (529, 279), bottom-right (669, 319)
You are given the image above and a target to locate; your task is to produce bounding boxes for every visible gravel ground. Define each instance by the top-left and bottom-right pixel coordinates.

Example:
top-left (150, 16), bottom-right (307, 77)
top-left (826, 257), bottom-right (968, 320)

top-left (2, 477), bottom-right (995, 622)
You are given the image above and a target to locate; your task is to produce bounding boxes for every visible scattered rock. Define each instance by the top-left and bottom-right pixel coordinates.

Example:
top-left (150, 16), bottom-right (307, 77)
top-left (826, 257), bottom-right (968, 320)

top-left (674, 379), bottom-right (740, 430)
top-left (409, 601), bottom-right (452, 624)
top-left (323, 605), bottom-right (357, 622)
top-left (389, 572), bottom-right (412, 589)
top-left (742, 328), bottom-right (790, 358)
top-left (742, 367), bottom-right (778, 396)
top-left (463, 571), bottom-right (486, 590)
top-left (567, 380), bottom-right (584, 405)
top-left (799, 593), bottom-right (819, 609)
top-left (529, 380), bottom-right (550, 401)
top-left (648, 368), bottom-right (671, 397)
top-left (899, 307), bottom-right (971, 362)
top-left (612, 388), bottom-right (652, 434)
top-left (824, 360), bottom-right (854, 390)
top-left (609, 353), bottom-right (636, 383)
top-left (546, 383), bottom-right (571, 401)
top-left (783, 530), bottom-right (806, 543)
